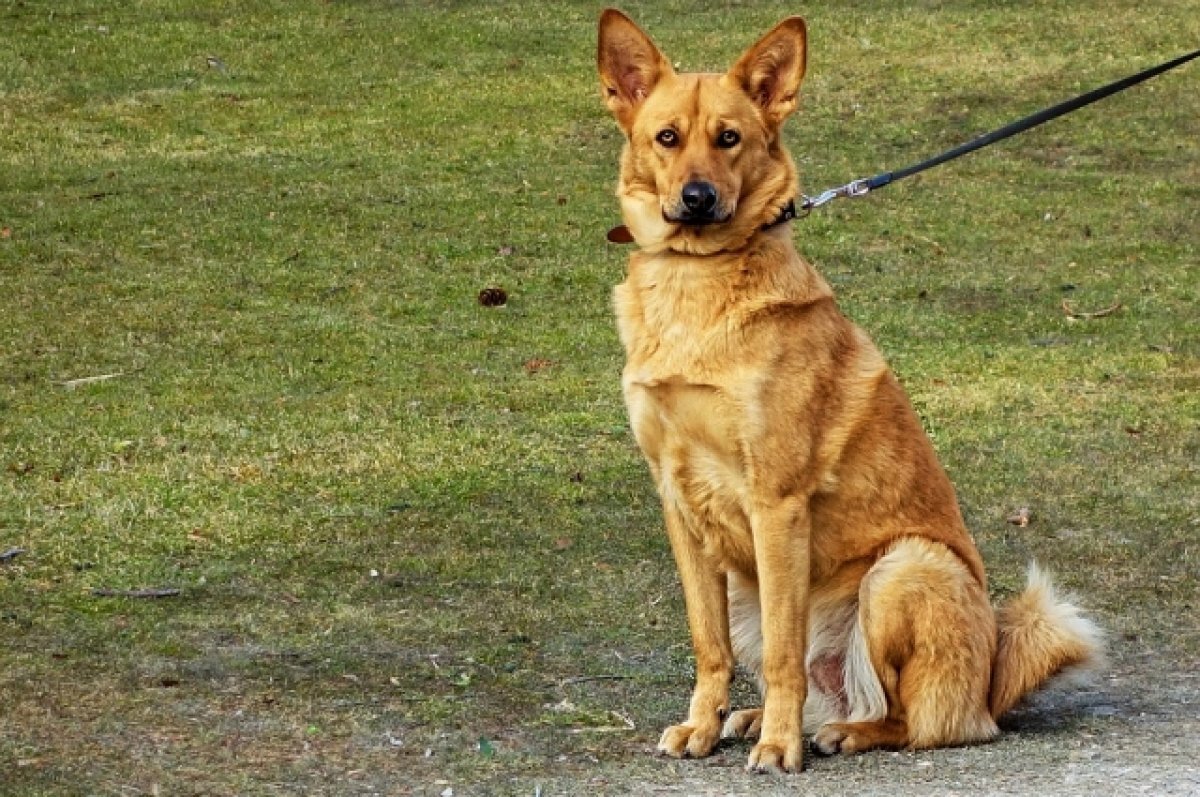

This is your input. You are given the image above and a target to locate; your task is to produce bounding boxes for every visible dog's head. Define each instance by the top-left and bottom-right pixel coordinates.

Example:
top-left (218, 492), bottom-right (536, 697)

top-left (598, 9), bottom-right (806, 255)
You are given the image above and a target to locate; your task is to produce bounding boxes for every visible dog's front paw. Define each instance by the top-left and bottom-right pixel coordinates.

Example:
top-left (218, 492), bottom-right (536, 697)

top-left (746, 737), bottom-right (804, 774)
top-left (657, 721), bottom-right (720, 759)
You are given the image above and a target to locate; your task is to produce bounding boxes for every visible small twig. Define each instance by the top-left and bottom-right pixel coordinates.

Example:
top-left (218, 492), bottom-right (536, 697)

top-left (1062, 299), bottom-right (1122, 320)
top-left (610, 709), bottom-right (637, 730)
top-left (559, 674), bottom-right (632, 687)
top-left (91, 587), bottom-right (181, 599)
top-left (568, 711), bottom-right (638, 734)
top-left (54, 372), bottom-right (126, 390)
top-left (905, 231), bottom-right (945, 255)
top-left (0, 547), bottom-right (25, 563)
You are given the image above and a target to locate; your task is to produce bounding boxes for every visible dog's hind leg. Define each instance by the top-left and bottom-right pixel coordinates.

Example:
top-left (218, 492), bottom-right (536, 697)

top-left (814, 537), bottom-right (999, 754)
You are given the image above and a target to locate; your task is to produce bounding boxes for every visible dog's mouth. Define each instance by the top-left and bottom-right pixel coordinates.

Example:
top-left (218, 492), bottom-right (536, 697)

top-left (662, 208), bottom-right (733, 228)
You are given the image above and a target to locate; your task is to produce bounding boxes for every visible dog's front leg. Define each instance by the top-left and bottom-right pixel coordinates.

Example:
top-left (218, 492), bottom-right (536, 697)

top-left (746, 499), bottom-right (809, 774)
top-left (657, 506), bottom-right (733, 760)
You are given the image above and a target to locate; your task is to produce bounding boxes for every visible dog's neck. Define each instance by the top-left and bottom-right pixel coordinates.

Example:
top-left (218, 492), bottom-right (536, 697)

top-left (607, 199), bottom-right (799, 249)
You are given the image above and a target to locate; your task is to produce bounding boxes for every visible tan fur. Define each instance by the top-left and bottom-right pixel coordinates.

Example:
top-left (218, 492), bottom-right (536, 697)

top-left (596, 9), bottom-right (1102, 775)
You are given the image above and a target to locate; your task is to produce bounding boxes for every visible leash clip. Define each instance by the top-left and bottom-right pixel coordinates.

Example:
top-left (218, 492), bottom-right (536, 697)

top-left (799, 178), bottom-right (871, 216)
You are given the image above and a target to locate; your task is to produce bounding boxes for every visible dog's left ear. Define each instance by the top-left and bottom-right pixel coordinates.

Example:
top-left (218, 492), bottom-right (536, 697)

top-left (727, 16), bottom-right (807, 126)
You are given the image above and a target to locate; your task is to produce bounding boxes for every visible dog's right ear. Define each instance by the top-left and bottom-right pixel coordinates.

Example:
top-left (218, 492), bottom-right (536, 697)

top-left (597, 9), bottom-right (672, 133)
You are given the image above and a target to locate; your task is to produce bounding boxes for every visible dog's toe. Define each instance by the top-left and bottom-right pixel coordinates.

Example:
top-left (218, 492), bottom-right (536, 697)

top-left (812, 723), bottom-right (848, 756)
top-left (657, 722), bottom-right (719, 759)
top-left (746, 739), bottom-right (804, 774)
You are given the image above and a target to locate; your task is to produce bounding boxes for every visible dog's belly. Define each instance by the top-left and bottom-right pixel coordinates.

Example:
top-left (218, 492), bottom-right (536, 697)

top-left (625, 376), bottom-right (757, 574)
top-left (728, 570), bottom-right (888, 731)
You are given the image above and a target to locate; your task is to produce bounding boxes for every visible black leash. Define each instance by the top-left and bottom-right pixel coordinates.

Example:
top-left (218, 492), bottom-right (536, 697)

top-left (800, 47), bottom-right (1200, 214)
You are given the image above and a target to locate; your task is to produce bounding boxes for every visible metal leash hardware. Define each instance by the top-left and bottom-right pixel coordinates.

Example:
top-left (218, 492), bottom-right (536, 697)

top-left (798, 177), bottom-right (872, 215)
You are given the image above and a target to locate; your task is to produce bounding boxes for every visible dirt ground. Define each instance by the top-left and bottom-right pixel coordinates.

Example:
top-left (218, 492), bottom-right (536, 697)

top-left (498, 654), bottom-right (1199, 797)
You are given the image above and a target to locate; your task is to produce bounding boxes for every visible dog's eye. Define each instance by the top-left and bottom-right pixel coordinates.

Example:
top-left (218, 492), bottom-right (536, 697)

top-left (717, 129), bottom-right (741, 149)
top-left (655, 129), bottom-right (678, 147)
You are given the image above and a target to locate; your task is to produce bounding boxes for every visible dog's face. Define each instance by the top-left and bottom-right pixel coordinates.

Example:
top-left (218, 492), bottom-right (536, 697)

top-left (598, 10), bottom-right (807, 255)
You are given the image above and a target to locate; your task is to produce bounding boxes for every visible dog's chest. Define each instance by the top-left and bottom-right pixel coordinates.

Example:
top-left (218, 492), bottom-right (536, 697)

top-left (614, 273), bottom-right (758, 570)
top-left (626, 374), bottom-right (756, 569)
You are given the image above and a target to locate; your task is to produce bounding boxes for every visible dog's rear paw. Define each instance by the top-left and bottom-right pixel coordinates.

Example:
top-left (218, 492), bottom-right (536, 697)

top-left (721, 708), bottom-right (763, 739)
top-left (657, 722), bottom-right (720, 759)
top-left (811, 724), bottom-right (848, 756)
top-left (813, 719), bottom-right (908, 755)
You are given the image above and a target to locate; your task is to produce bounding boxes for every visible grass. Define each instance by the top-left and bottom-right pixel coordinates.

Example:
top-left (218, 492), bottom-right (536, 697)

top-left (1, 1), bottom-right (1197, 794)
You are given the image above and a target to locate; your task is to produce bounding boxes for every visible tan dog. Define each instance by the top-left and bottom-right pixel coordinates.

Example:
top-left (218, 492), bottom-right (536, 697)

top-left (596, 9), bottom-right (1101, 774)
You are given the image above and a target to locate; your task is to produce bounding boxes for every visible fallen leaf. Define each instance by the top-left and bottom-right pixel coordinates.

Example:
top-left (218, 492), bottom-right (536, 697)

top-left (1006, 507), bottom-right (1032, 527)
top-left (524, 357), bottom-right (554, 374)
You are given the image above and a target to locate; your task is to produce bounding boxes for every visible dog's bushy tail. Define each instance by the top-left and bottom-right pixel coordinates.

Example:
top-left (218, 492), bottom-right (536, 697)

top-left (989, 563), bottom-right (1103, 719)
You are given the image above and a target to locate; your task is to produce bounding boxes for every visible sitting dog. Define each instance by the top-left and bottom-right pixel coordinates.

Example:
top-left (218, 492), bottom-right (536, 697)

top-left (596, 9), bottom-right (1101, 774)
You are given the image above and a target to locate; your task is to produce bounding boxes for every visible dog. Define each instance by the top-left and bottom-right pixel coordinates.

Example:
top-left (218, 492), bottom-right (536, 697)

top-left (596, 9), bottom-right (1101, 774)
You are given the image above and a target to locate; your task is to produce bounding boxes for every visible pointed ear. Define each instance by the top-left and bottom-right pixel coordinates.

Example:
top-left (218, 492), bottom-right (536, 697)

top-left (727, 16), bottom-right (807, 126)
top-left (597, 9), bottom-right (673, 132)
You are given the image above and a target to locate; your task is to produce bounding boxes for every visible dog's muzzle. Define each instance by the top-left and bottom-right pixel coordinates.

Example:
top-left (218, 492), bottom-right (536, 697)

top-left (665, 180), bottom-right (729, 226)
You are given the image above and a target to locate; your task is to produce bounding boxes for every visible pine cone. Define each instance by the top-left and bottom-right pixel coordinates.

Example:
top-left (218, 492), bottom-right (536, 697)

top-left (477, 286), bottom-right (508, 307)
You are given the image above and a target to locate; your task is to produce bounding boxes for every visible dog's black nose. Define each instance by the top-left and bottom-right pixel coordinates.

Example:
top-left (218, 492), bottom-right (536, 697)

top-left (680, 181), bottom-right (718, 216)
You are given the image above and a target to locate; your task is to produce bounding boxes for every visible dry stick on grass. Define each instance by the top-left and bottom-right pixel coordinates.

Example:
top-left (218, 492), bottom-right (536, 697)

top-left (54, 372), bottom-right (126, 390)
top-left (1062, 298), bottom-right (1123, 319)
top-left (91, 587), bottom-right (182, 599)
top-left (559, 674), bottom-right (633, 687)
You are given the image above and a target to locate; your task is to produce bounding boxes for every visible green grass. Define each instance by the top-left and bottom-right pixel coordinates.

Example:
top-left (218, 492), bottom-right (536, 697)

top-left (1, 1), bottom-right (1197, 794)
